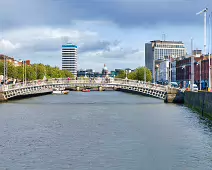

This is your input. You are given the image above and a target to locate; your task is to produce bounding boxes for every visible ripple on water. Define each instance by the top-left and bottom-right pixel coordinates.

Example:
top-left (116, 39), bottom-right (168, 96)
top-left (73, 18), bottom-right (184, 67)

top-left (0, 91), bottom-right (211, 170)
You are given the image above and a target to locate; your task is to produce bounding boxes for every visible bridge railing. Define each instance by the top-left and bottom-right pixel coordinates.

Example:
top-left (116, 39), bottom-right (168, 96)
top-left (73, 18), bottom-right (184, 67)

top-left (113, 78), bottom-right (167, 90)
top-left (0, 79), bottom-right (112, 92)
top-left (0, 78), bottom-right (168, 92)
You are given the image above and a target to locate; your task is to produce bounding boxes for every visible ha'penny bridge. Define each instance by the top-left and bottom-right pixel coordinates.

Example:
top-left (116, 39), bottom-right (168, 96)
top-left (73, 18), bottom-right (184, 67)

top-left (0, 78), bottom-right (183, 103)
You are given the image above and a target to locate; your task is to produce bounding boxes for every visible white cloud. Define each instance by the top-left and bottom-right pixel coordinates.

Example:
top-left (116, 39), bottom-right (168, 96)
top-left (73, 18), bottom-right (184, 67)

top-left (0, 39), bottom-right (20, 53)
top-left (1, 26), bottom-right (99, 56)
top-left (0, 24), bottom-right (145, 71)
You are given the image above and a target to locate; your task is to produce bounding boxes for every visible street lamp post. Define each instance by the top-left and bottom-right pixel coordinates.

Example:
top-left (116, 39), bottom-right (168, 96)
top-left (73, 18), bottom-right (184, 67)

top-left (3, 55), bottom-right (7, 84)
top-left (182, 66), bottom-right (186, 88)
top-left (3, 55), bottom-right (8, 85)
top-left (191, 38), bottom-right (194, 91)
top-left (25, 61), bottom-right (27, 85)
top-left (19, 60), bottom-right (26, 85)
top-left (209, 12), bottom-right (212, 91)
top-left (144, 67), bottom-right (146, 83)
top-left (125, 70), bottom-right (128, 79)
top-left (23, 61), bottom-right (25, 85)
top-left (153, 56), bottom-right (155, 84)
top-left (196, 8), bottom-right (209, 90)
top-left (197, 61), bottom-right (202, 90)
top-left (169, 57), bottom-right (172, 84)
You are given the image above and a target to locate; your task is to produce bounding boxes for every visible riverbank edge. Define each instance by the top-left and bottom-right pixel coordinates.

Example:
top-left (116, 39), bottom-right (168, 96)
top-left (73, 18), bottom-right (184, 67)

top-left (184, 91), bottom-right (212, 119)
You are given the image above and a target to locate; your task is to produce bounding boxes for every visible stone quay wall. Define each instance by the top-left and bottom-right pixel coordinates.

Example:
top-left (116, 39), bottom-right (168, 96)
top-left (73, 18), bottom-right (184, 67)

top-left (184, 91), bottom-right (212, 118)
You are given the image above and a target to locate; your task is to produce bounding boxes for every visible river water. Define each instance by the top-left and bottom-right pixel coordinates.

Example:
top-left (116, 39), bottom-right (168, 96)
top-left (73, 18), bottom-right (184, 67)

top-left (0, 91), bottom-right (212, 170)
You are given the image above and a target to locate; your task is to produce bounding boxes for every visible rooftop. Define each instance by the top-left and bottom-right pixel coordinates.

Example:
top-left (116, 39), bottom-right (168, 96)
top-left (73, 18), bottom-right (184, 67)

top-left (62, 43), bottom-right (77, 48)
top-left (150, 40), bottom-right (184, 44)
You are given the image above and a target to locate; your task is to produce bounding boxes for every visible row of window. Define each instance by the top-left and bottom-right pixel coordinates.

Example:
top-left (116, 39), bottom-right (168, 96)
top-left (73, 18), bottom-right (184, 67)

top-left (62, 62), bottom-right (77, 64)
top-left (154, 49), bottom-right (186, 54)
top-left (62, 60), bottom-right (77, 62)
top-left (62, 58), bottom-right (77, 60)
top-left (62, 52), bottom-right (77, 54)
top-left (62, 53), bottom-right (77, 55)
top-left (63, 67), bottom-right (77, 69)
top-left (155, 44), bottom-right (184, 48)
top-left (62, 63), bottom-right (77, 66)
top-left (62, 56), bottom-right (77, 60)
top-left (62, 49), bottom-right (77, 51)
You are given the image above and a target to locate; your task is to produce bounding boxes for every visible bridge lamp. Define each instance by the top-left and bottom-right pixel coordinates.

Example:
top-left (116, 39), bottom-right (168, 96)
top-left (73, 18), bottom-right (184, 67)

top-left (125, 70), bottom-right (128, 80)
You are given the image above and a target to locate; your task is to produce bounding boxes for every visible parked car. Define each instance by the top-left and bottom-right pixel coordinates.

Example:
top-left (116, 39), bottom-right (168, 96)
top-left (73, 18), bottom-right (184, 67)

top-left (192, 84), bottom-right (199, 92)
top-left (170, 82), bottom-right (179, 88)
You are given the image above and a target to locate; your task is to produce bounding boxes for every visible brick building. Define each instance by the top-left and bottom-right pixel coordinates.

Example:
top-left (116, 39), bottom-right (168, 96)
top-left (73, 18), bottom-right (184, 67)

top-left (176, 55), bottom-right (212, 89)
top-left (0, 55), bottom-right (30, 66)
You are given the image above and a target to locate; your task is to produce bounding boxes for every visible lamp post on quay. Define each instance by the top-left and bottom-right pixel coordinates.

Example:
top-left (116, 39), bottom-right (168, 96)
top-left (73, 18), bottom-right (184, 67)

top-left (196, 8), bottom-right (211, 91)
top-left (3, 55), bottom-right (8, 85)
top-left (144, 66), bottom-right (146, 83)
top-left (19, 60), bottom-right (26, 85)
top-left (196, 61), bottom-right (202, 90)
top-left (182, 65), bottom-right (186, 88)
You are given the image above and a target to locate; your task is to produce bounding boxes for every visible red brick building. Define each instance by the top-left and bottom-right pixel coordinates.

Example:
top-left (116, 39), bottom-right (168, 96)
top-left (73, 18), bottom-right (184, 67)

top-left (0, 54), bottom-right (31, 66)
top-left (176, 55), bottom-right (212, 89)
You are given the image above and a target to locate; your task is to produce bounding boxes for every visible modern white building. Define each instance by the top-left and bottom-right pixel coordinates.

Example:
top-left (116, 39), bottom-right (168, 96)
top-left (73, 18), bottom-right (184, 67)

top-left (158, 60), bottom-right (169, 81)
top-left (62, 43), bottom-right (78, 76)
top-left (157, 60), bottom-right (177, 83)
top-left (145, 40), bottom-right (186, 82)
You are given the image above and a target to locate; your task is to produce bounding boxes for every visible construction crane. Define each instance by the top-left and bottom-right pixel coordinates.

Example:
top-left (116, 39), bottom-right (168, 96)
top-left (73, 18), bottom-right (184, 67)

top-left (196, 8), bottom-right (208, 55)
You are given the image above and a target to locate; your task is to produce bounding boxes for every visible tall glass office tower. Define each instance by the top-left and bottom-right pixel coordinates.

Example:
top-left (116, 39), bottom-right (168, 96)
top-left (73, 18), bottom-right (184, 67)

top-left (62, 43), bottom-right (77, 76)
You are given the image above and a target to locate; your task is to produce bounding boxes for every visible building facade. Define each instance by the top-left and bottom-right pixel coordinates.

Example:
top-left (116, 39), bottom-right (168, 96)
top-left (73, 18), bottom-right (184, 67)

top-left (0, 55), bottom-right (30, 67)
top-left (176, 55), bottom-right (212, 89)
top-left (171, 61), bottom-right (177, 82)
top-left (62, 43), bottom-right (78, 76)
top-left (145, 40), bottom-right (186, 82)
top-left (158, 60), bottom-right (169, 82)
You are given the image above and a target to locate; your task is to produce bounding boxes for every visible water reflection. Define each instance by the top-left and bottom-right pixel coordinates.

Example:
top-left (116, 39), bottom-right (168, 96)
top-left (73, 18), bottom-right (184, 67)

top-left (0, 91), bottom-right (211, 170)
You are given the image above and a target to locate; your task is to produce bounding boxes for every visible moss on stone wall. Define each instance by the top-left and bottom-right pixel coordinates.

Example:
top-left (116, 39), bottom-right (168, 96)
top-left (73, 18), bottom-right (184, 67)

top-left (184, 91), bottom-right (212, 119)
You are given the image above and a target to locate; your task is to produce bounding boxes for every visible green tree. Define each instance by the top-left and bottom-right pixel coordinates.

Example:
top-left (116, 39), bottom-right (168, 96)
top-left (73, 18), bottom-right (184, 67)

top-left (26, 65), bottom-right (37, 80)
top-left (7, 62), bottom-right (17, 78)
top-left (16, 66), bottom-right (24, 81)
top-left (116, 70), bottom-right (126, 79)
top-left (62, 70), bottom-right (73, 78)
top-left (128, 71), bottom-right (136, 79)
top-left (0, 61), bottom-right (74, 80)
top-left (0, 61), bottom-right (4, 75)
top-left (36, 64), bottom-right (46, 79)
top-left (117, 67), bottom-right (152, 82)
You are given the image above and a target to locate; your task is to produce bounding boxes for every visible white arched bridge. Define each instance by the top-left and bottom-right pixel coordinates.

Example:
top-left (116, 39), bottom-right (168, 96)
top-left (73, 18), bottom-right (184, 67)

top-left (0, 78), bottom-right (183, 103)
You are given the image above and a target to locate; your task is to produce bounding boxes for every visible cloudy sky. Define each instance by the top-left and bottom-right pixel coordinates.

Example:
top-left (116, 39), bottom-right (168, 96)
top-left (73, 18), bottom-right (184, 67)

top-left (0, 0), bottom-right (211, 71)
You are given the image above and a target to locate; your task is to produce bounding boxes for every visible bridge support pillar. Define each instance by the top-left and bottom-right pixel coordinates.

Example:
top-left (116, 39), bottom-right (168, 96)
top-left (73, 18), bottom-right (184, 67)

top-left (164, 87), bottom-right (184, 103)
top-left (76, 86), bottom-right (80, 91)
top-left (0, 92), bottom-right (7, 102)
top-left (98, 86), bottom-right (103, 91)
top-left (113, 86), bottom-right (117, 91)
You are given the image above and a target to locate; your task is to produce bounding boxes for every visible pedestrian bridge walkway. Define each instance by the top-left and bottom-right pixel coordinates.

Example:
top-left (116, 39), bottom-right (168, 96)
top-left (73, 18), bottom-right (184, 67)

top-left (0, 78), bottom-right (180, 102)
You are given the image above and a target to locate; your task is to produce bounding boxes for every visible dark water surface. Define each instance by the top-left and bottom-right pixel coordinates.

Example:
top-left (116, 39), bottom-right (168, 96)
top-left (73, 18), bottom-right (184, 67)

top-left (0, 91), bottom-right (212, 170)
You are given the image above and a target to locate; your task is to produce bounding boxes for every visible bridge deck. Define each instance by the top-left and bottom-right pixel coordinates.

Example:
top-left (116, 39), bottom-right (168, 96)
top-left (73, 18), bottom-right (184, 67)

top-left (0, 79), bottom-right (171, 101)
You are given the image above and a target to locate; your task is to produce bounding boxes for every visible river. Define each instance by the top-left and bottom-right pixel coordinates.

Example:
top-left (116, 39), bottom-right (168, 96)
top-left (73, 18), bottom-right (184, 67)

top-left (0, 91), bottom-right (212, 170)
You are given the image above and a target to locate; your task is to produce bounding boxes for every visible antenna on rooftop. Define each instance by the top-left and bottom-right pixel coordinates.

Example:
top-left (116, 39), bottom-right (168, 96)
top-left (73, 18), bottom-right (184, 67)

top-left (162, 34), bottom-right (166, 41)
